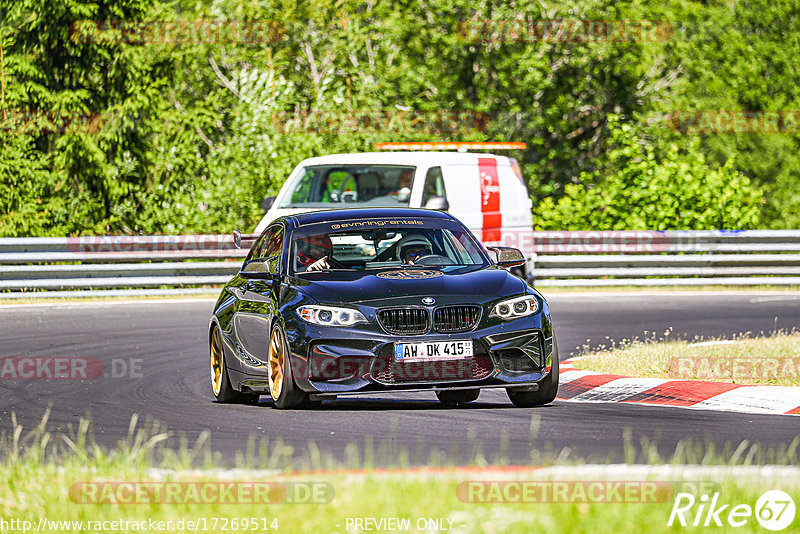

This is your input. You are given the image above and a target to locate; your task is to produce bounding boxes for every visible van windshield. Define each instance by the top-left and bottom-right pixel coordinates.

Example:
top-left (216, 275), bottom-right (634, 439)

top-left (279, 165), bottom-right (416, 208)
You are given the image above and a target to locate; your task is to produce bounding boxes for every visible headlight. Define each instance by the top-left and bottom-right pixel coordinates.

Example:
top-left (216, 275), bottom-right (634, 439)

top-left (297, 305), bottom-right (368, 327)
top-left (490, 295), bottom-right (539, 320)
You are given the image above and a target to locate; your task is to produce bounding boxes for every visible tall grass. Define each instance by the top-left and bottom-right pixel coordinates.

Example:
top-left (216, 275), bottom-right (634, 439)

top-left (2, 411), bottom-right (799, 534)
top-left (572, 330), bottom-right (800, 386)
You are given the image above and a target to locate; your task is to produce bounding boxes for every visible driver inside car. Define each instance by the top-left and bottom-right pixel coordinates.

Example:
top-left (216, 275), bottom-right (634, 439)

top-left (396, 233), bottom-right (433, 264)
top-left (296, 234), bottom-right (334, 272)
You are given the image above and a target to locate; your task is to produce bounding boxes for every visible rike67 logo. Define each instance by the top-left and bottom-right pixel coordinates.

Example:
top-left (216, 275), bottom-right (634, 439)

top-left (669, 490), bottom-right (795, 530)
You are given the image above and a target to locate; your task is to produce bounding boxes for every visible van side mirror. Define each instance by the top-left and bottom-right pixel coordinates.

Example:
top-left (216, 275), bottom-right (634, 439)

top-left (260, 196), bottom-right (276, 212)
top-left (487, 246), bottom-right (525, 268)
top-left (424, 196), bottom-right (449, 211)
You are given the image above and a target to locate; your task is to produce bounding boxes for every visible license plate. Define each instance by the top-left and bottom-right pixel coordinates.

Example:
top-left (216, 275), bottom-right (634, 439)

top-left (394, 340), bottom-right (473, 361)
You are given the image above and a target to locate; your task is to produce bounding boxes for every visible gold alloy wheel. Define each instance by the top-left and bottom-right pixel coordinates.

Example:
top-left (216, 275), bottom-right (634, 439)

top-left (210, 327), bottom-right (224, 396)
top-left (268, 328), bottom-right (284, 400)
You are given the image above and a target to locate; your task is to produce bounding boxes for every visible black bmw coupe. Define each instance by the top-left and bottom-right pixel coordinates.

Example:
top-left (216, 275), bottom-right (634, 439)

top-left (209, 208), bottom-right (558, 408)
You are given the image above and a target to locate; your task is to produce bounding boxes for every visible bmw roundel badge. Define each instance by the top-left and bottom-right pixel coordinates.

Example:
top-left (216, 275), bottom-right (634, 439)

top-left (422, 297), bottom-right (435, 305)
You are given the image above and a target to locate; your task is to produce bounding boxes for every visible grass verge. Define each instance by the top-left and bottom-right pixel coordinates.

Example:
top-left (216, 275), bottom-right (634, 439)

top-left (2, 412), bottom-right (800, 533)
top-left (571, 331), bottom-right (800, 386)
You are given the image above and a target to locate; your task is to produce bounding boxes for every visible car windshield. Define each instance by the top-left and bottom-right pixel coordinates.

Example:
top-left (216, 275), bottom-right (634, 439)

top-left (290, 218), bottom-right (488, 274)
top-left (279, 164), bottom-right (416, 208)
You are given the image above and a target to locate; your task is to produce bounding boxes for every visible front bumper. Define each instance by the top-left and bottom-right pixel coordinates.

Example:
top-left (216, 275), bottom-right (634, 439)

top-left (289, 322), bottom-right (554, 395)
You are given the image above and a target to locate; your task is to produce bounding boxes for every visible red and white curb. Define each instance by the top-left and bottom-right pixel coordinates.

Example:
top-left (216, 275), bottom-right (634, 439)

top-left (557, 360), bottom-right (800, 416)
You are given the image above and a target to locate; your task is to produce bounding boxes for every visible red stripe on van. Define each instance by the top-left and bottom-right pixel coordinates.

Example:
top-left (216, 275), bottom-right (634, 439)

top-left (478, 158), bottom-right (501, 242)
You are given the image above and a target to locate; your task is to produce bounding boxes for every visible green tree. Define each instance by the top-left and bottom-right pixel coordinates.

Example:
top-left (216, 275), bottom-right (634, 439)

top-left (0, 0), bottom-right (176, 235)
top-left (0, 0), bottom-right (796, 235)
top-left (534, 116), bottom-right (763, 230)
top-left (652, 0), bottom-right (800, 228)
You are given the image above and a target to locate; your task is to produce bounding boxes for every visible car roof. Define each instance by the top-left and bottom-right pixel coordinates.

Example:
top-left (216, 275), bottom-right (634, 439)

top-left (296, 151), bottom-right (511, 166)
top-left (286, 207), bottom-right (455, 227)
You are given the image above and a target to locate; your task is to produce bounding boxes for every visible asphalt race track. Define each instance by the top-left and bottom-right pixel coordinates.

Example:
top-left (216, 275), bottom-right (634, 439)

top-left (1, 291), bottom-right (799, 466)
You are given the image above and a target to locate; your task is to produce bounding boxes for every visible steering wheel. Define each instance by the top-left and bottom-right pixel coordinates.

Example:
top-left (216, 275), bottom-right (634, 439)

top-left (414, 254), bottom-right (456, 266)
top-left (332, 176), bottom-right (357, 203)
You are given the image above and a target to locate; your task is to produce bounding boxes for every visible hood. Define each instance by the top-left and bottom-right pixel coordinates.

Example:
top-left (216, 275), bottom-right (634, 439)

top-left (293, 267), bottom-right (526, 306)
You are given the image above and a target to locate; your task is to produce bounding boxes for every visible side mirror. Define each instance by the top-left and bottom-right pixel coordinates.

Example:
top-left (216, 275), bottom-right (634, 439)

top-left (239, 258), bottom-right (278, 279)
top-left (424, 196), bottom-right (449, 211)
top-left (260, 196), bottom-right (276, 212)
top-left (232, 230), bottom-right (259, 249)
top-left (487, 246), bottom-right (525, 268)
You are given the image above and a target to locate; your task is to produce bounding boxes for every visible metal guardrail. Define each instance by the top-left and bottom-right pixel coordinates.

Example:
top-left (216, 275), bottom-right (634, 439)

top-left (0, 235), bottom-right (243, 297)
top-left (0, 231), bottom-right (799, 297)
top-left (527, 230), bottom-right (800, 286)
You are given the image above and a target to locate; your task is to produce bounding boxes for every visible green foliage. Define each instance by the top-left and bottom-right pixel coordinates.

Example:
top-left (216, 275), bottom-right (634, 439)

top-left (534, 117), bottom-right (763, 230)
top-left (0, 0), bottom-right (176, 234)
top-left (652, 0), bottom-right (800, 228)
top-left (0, 133), bottom-right (60, 236)
top-left (0, 0), bottom-right (796, 235)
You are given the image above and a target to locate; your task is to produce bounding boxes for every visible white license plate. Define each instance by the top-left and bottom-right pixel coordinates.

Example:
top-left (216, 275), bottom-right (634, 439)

top-left (394, 340), bottom-right (473, 361)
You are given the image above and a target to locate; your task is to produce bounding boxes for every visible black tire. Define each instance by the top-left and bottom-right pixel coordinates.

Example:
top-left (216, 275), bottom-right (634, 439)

top-left (507, 336), bottom-right (560, 407)
top-left (436, 389), bottom-right (480, 405)
top-left (268, 323), bottom-right (308, 409)
top-left (210, 325), bottom-right (259, 404)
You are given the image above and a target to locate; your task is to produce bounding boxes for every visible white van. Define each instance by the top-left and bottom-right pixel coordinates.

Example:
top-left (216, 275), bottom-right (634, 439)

top-left (255, 146), bottom-right (535, 278)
